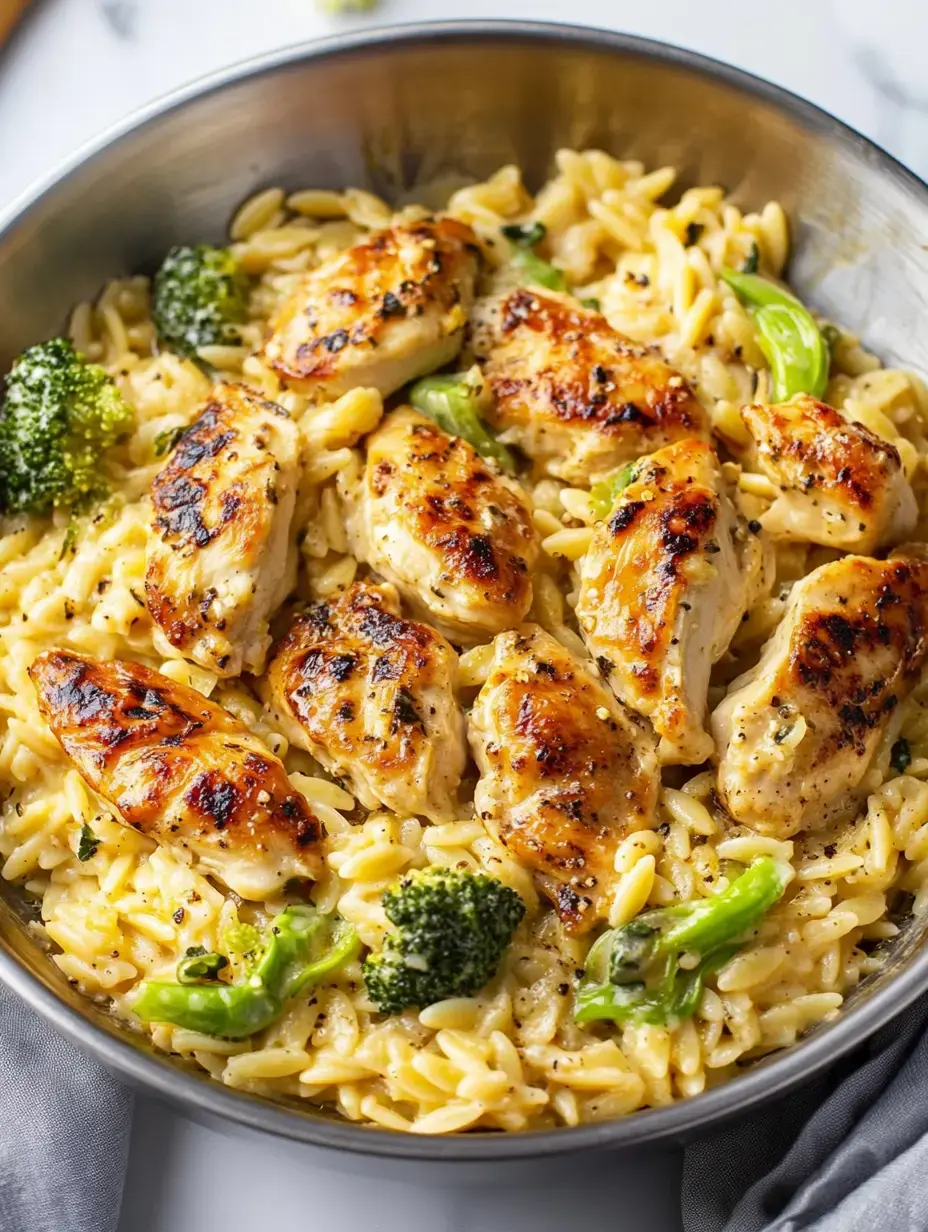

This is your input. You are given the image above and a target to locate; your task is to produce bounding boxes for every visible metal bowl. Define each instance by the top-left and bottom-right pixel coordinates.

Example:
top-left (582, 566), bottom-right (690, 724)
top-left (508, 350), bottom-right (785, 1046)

top-left (2, 20), bottom-right (927, 1167)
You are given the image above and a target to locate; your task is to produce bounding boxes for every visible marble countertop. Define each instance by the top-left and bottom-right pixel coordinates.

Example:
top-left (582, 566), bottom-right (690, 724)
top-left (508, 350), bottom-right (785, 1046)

top-left (1, 1), bottom-right (925, 1229)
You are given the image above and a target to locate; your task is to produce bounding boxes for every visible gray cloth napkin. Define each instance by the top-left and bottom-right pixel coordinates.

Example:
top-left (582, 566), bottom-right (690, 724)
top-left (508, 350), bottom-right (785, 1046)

top-left (682, 994), bottom-right (928, 1231)
top-left (0, 982), bottom-right (133, 1232)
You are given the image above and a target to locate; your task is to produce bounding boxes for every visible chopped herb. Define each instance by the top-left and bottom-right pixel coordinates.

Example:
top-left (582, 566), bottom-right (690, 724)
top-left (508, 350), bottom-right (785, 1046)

top-left (392, 688), bottom-right (423, 727)
top-left (580, 297), bottom-right (602, 312)
top-left (177, 947), bottom-right (229, 984)
top-left (77, 823), bottom-right (100, 862)
top-left (820, 323), bottom-right (842, 360)
top-left (501, 221), bottom-right (547, 249)
top-left (154, 425), bottom-right (186, 458)
top-left (501, 222), bottom-right (566, 292)
top-left (741, 242), bottom-right (760, 274)
top-left (891, 738), bottom-right (912, 775)
top-left (59, 516), bottom-right (80, 560)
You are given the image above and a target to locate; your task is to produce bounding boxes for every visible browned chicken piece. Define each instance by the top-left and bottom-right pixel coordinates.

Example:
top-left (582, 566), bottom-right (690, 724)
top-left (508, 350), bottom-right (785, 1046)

top-left (30, 650), bottom-right (323, 899)
top-left (263, 216), bottom-right (480, 400)
top-left (468, 625), bottom-right (659, 932)
top-left (712, 554), bottom-right (928, 838)
top-left (261, 582), bottom-right (465, 821)
top-left (576, 439), bottom-right (767, 765)
top-left (146, 383), bottom-right (300, 678)
top-left (741, 394), bottom-right (917, 552)
top-left (471, 288), bottom-right (710, 485)
top-left (344, 408), bottom-right (540, 645)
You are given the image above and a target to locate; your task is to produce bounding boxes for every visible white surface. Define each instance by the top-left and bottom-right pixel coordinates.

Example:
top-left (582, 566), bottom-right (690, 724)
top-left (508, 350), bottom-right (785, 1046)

top-left (1, 1), bottom-right (924, 1229)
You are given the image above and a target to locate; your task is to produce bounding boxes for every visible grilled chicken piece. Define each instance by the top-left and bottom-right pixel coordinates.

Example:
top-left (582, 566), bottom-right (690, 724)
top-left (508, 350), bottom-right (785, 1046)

top-left (263, 216), bottom-right (480, 400)
top-left (345, 408), bottom-right (540, 645)
top-left (146, 383), bottom-right (300, 678)
top-left (468, 625), bottom-right (659, 932)
top-left (29, 651), bottom-right (323, 899)
top-left (712, 554), bottom-right (928, 838)
top-left (576, 439), bottom-right (766, 765)
top-left (740, 394), bottom-right (917, 552)
top-left (471, 288), bottom-right (709, 485)
top-left (261, 582), bottom-right (465, 821)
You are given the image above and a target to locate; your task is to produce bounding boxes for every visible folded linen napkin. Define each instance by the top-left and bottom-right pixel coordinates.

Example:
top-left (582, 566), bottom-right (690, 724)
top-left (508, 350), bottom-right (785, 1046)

top-left (682, 993), bottom-right (928, 1231)
top-left (0, 982), bottom-right (133, 1232)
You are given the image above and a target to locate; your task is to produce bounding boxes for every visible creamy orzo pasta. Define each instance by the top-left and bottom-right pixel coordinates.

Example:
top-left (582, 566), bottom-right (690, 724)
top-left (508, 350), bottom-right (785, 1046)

top-left (2, 149), bottom-right (928, 1135)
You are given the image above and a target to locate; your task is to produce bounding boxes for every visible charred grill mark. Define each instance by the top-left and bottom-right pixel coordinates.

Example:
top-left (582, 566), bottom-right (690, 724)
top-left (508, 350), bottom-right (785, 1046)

top-left (295, 648), bottom-right (326, 687)
top-left (282, 795), bottom-right (322, 848)
top-left (659, 491), bottom-right (717, 563)
top-left (391, 688), bottom-right (423, 730)
top-left (220, 490), bottom-right (242, 525)
top-left (45, 664), bottom-right (114, 724)
top-left (458, 532), bottom-right (498, 580)
top-left (169, 409), bottom-right (235, 472)
top-left (319, 329), bottom-right (349, 354)
top-left (379, 290), bottom-right (406, 318)
top-left (372, 654), bottom-right (402, 682)
top-left (555, 883), bottom-right (584, 926)
top-left (305, 603), bottom-right (331, 636)
top-left (359, 604), bottom-right (408, 648)
top-left (152, 475), bottom-right (213, 548)
top-left (185, 771), bottom-right (240, 831)
top-left (608, 500), bottom-right (645, 536)
top-left (327, 653), bottom-right (357, 682)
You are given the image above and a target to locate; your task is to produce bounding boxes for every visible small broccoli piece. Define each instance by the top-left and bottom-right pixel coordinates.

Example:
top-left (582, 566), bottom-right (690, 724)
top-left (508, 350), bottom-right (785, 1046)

top-left (152, 244), bottom-right (249, 356)
top-left (0, 338), bottom-right (134, 516)
top-left (363, 867), bottom-right (525, 1015)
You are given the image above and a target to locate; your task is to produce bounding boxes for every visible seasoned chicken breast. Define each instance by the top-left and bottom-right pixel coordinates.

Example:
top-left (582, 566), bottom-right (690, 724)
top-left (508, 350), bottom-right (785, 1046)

top-left (261, 582), bottom-right (465, 821)
top-left (576, 439), bottom-right (767, 765)
top-left (263, 216), bottom-right (480, 400)
top-left (712, 554), bottom-right (928, 838)
top-left (471, 288), bottom-right (709, 485)
top-left (468, 625), bottom-right (659, 932)
top-left (741, 394), bottom-right (917, 552)
top-left (29, 651), bottom-right (323, 899)
top-left (345, 408), bottom-right (540, 645)
top-left (146, 382), bottom-right (300, 678)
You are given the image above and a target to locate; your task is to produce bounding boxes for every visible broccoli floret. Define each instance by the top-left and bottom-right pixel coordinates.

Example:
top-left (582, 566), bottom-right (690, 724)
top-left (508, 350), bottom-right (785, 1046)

top-left (152, 244), bottom-right (249, 356)
top-left (363, 867), bottom-right (525, 1015)
top-left (0, 338), bottom-right (134, 516)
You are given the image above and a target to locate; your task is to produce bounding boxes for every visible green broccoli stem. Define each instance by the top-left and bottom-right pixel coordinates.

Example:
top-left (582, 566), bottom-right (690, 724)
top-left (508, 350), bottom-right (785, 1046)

top-left (133, 907), bottom-right (357, 1040)
top-left (721, 269), bottom-right (829, 403)
top-left (575, 858), bottom-right (793, 1028)
top-left (635, 856), bottom-right (793, 967)
top-left (409, 375), bottom-right (517, 473)
top-left (500, 221), bottom-right (566, 292)
top-left (509, 247), bottom-right (566, 292)
top-left (574, 945), bottom-right (740, 1027)
top-left (131, 979), bottom-right (283, 1040)
top-left (588, 462), bottom-right (638, 520)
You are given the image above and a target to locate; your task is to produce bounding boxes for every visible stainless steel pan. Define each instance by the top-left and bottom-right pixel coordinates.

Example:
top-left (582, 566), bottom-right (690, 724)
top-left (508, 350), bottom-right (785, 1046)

top-left (1, 21), bottom-right (927, 1167)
